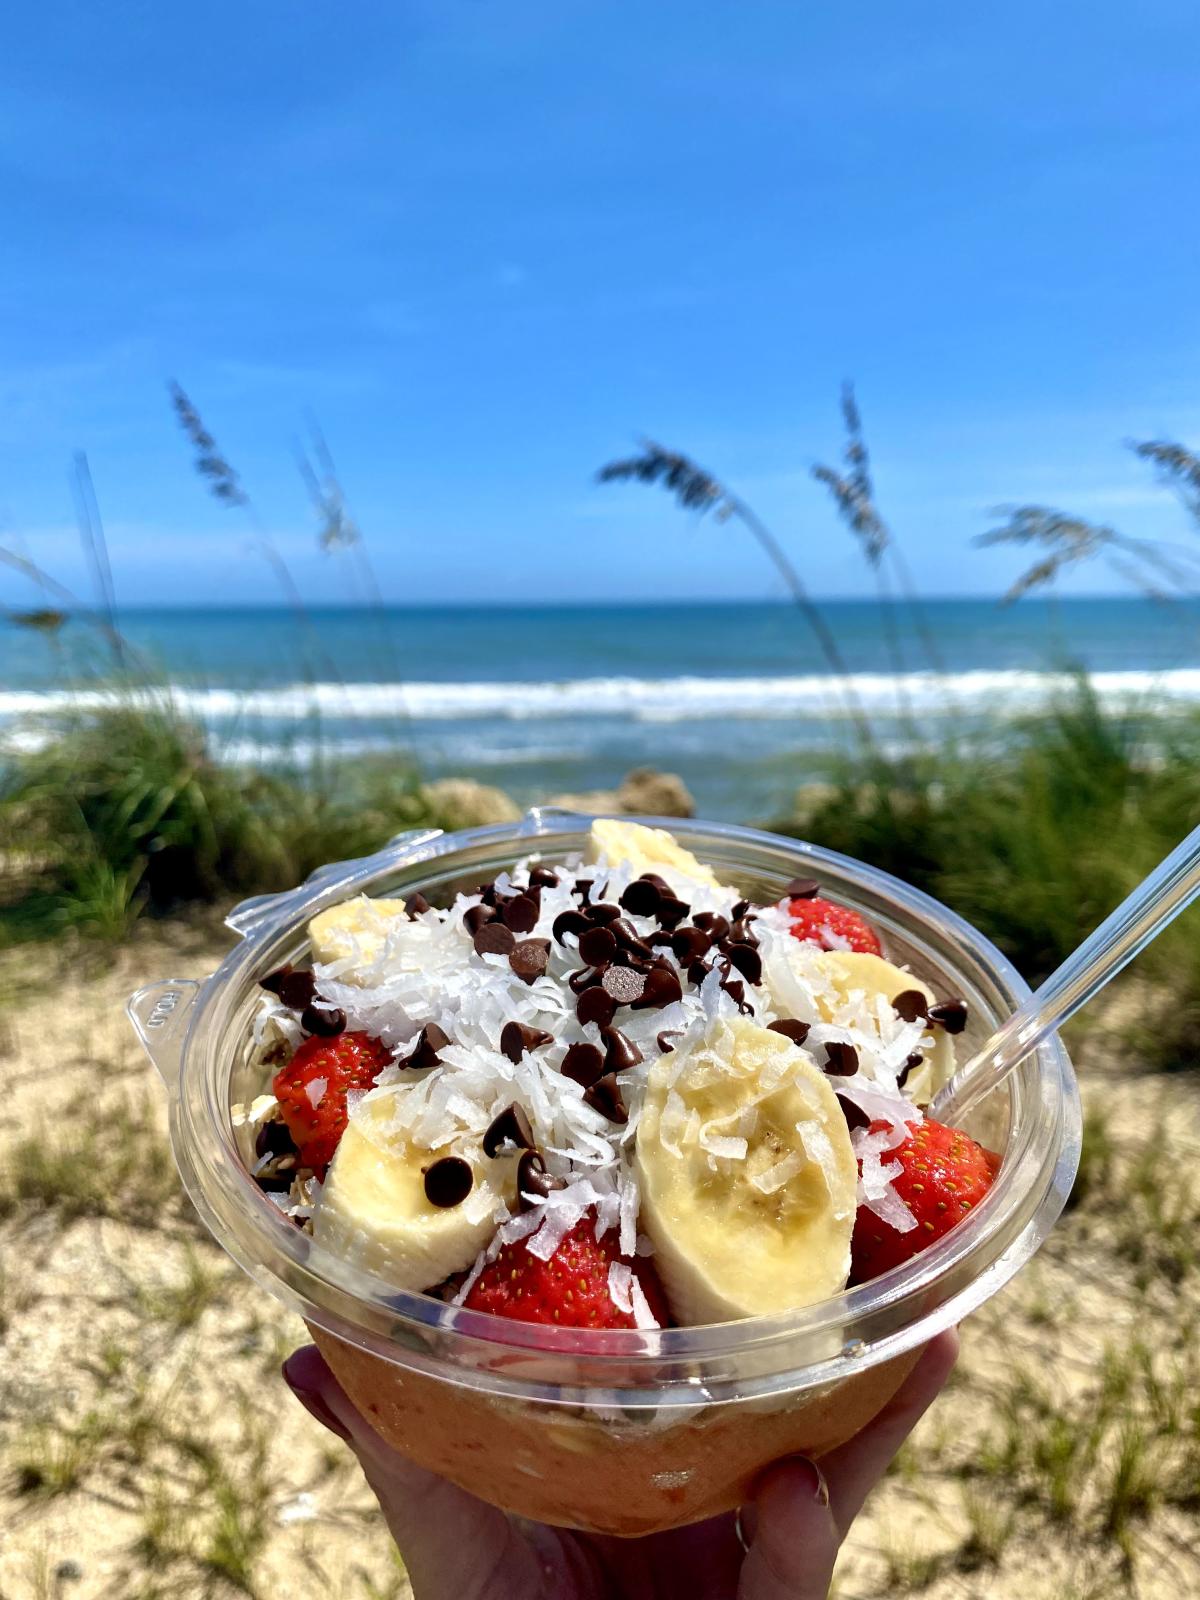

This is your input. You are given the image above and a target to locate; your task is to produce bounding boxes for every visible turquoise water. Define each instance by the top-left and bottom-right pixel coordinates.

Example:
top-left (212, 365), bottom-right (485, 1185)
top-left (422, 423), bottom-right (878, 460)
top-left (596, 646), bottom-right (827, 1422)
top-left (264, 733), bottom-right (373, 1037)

top-left (6, 598), bottom-right (1200, 818)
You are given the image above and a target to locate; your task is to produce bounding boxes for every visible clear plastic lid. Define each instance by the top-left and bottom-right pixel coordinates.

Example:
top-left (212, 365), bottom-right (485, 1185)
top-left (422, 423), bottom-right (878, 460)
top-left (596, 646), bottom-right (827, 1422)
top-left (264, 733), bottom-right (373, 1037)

top-left (128, 810), bottom-right (1080, 1411)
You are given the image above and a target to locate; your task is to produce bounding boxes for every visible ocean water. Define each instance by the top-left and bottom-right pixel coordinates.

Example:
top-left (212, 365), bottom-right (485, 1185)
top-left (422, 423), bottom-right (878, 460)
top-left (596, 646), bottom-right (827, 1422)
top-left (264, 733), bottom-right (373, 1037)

top-left (5, 598), bottom-right (1200, 818)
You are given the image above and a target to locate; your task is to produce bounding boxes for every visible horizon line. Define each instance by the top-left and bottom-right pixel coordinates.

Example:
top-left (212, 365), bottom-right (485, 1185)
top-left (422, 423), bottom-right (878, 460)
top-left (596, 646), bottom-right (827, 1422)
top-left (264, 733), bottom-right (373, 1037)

top-left (19, 592), bottom-right (1190, 616)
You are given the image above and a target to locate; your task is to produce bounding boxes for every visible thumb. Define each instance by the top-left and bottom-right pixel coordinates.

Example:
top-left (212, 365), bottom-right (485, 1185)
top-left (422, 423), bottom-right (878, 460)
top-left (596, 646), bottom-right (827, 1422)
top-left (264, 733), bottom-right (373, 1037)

top-left (737, 1456), bottom-right (839, 1600)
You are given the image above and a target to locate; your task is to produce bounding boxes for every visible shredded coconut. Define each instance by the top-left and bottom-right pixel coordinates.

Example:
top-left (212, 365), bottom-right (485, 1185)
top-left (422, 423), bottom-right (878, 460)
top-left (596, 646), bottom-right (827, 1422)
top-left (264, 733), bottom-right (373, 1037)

top-left (258, 843), bottom-right (947, 1313)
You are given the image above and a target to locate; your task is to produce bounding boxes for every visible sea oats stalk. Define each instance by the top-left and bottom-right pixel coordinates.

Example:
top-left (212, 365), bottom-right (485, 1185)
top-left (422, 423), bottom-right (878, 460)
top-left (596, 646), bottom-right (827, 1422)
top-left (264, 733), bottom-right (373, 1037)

top-left (70, 452), bottom-right (123, 668)
top-left (976, 507), bottom-right (1198, 602)
top-left (980, 430), bottom-right (1200, 602)
top-left (596, 440), bottom-right (879, 752)
top-left (812, 383), bottom-right (945, 676)
top-left (0, 542), bottom-right (134, 662)
top-left (296, 415), bottom-right (404, 687)
top-left (167, 381), bottom-right (358, 706)
top-left (811, 385), bottom-right (920, 736)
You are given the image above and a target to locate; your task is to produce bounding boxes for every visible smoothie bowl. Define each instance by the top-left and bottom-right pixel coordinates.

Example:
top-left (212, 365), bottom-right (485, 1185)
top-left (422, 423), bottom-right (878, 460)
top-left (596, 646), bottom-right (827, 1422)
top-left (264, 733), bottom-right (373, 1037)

top-left (128, 810), bottom-right (1080, 1536)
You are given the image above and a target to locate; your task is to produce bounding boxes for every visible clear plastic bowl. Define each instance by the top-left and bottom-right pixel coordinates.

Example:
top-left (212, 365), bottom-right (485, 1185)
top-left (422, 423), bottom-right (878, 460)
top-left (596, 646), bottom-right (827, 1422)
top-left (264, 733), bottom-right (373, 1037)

top-left (128, 810), bottom-right (1080, 1536)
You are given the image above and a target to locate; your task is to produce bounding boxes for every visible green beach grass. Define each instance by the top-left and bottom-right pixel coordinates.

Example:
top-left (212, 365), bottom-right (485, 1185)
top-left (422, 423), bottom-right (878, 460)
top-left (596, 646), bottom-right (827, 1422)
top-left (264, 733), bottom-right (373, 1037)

top-left (5, 677), bottom-right (1199, 1065)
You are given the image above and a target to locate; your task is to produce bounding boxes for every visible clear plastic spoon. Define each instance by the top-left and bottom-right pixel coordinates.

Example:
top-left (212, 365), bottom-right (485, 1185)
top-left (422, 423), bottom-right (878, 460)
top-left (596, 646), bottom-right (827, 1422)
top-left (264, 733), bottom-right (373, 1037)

top-left (930, 819), bottom-right (1200, 1124)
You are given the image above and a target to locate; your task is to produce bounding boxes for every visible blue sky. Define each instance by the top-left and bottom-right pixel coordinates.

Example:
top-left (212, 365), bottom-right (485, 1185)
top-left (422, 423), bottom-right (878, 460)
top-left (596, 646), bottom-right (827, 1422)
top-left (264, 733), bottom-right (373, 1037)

top-left (1, 0), bottom-right (1197, 605)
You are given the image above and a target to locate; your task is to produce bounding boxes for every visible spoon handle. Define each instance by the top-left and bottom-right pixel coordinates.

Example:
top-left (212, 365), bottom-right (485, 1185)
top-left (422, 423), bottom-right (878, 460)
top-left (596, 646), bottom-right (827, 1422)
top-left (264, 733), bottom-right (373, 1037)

top-left (931, 818), bottom-right (1200, 1124)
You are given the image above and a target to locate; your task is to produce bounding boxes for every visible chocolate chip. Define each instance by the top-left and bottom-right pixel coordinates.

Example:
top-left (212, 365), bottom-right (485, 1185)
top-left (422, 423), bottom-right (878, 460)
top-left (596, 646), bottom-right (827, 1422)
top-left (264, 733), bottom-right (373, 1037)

top-left (785, 877), bottom-right (820, 900)
top-left (928, 998), bottom-right (968, 1035)
top-left (839, 1095), bottom-right (869, 1132)
top-left (639, 872), bottom-right (673, 893)
top-left (502, 893), bottom-right (541, 934)
top-left (464, 903), bottom-right (496, 935)
top-left (584, 1072), bottom-right (628, 1124)
top-left (509, 939), bottom-right (551, 984)
top-left (671, 926), bottom-right (712, 964)
top-left (727, 918), bottom-right (759, 947)
top-left (577, 986), bottom-right (618, 1029)
top-left (573, 878), bottom-right (595, 899)
top-left (622, 935), bottom-right (656, 962)
top-left (474, 922), bottom-right (515, 957)
top-left (406, 892), bottom-right (432, 919)
top-left (656, 1029), bottom-right (683, 1053)
top-left (688, 960), bottom-right (713, 987)
top-left (257, 1166), bottom-right (297, 1192)
top-left (721, 976), bottom-right (752, 1014)
top-left (552, 908), bottom-right (590, 943)
top-left (528, 864), bottom-right (560, 889)
top-left (517, 1149), bottom-right (565, 1208)
top-left (724, 943), bottom-right (762, 984)
top-left (897, 1051), bottom-right (924, 1088)
top-left (478, 882), bottom-right (498, 906)
top-left (656, 895), bottom-right (690, 930)
top-left (824, 1041), bottom-right (859, 1076)
top-left (602, 965), bottom-right (647, 1005)
top-left (768, 1018), bottom-right (811, 1046)
top-left (608, 944), bottom-right (644, 969)
top-left (600, 1026), bottom-right (643, 1072)
top-left (578, 925), bottom-right (618, 966)
top-left (301, 1004), bottom-right (346, 1037)
top-left (561, 1041), bottom-right (606, 1088)
top-left (259, 964), bottom-right (294, 996)
top-left (406, 1022), bottom-right (451, 1069)
top-left (278, 969), bottom-right (317, 1011)
top-left (609, 917), bottom-right (653, 958)
top-left (586, 902), bottom-right (622, 925)
top-left (620, 879), bottom-right (661, 916)
top-left (255, 1119), bottom-right (298, 1160)
top-left (568, 965), bottom-right (602, 994)
top-left (631, 964), bottom-right (683, 1011)
top-left (424, 1156), bottom-right (473, 1208)
top-left (693, 911), bottom-right (730, 941)
top-left (731, 899), bottom-right (751, 920)
top-left (892, 989), bottom-right (929, 1024)
top-left (500, 1021), bottom-right (553, 1064)
top-left (483, 1103), bottom-right (535, 1157)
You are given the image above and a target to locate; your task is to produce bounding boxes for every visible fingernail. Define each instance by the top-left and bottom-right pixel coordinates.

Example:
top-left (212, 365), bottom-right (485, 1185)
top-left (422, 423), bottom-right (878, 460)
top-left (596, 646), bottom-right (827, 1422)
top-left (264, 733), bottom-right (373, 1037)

top-left (282, 1362), bottom-right (351, 1442)
top-left (792, 1456), bottom-right (830, 1506)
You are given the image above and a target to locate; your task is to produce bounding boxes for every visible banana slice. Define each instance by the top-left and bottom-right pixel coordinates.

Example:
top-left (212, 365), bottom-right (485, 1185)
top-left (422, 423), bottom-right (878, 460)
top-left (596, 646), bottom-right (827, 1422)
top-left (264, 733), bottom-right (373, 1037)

top-left (814, 951), bottom-right (954, 1105)
top-left (309, 895), bottom-right (408, 980)
top-left (315, 1093), bottom-right (507, 1291)
top-left (589, 818), bottom-right (721, 890)
top-left (634, 1018), bottom-right (857, 1323)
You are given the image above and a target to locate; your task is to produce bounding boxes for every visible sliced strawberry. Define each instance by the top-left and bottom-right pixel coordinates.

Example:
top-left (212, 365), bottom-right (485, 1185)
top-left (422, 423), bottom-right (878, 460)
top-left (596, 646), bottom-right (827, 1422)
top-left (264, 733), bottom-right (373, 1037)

top-left (464, 1218), bottom-right (670, 1330)
top-left (786, 896), bottom-right (883, 956)
top-left (272, 1031), bottom-right (392, 1174)
top-left (851, 1117), bottom-right (1000, 1281)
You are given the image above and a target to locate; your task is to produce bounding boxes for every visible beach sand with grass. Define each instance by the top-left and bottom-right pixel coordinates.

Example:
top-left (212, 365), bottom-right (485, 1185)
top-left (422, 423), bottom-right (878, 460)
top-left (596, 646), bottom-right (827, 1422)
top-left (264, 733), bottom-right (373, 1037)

top-left (2, 916), bottom-right (1199, 1600)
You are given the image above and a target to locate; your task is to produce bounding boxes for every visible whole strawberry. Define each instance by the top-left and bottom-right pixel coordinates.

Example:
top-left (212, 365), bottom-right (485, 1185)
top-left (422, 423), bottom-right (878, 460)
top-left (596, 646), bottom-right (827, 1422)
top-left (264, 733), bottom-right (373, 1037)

top-left (272, 1031), bottom-right (392, 1174)
top-left (851, 1118), bottom-right (1000, 1281)
top-left (787, 896), bottom-right (882, 956)
top-left (464, 1218), bottom-right (670, 1330)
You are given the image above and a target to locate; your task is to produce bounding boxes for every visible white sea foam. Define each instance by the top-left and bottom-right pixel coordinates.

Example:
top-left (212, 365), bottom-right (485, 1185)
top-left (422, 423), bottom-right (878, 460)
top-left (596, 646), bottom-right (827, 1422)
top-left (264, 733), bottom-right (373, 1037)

top-left (3, 667), bottom-right (1200, 727)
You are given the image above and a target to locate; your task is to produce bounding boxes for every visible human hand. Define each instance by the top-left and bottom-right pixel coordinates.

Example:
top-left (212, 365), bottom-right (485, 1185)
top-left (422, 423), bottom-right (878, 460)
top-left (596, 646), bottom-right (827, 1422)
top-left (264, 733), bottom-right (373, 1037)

top-left (283, 1329), bottom-right (957, 1600)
